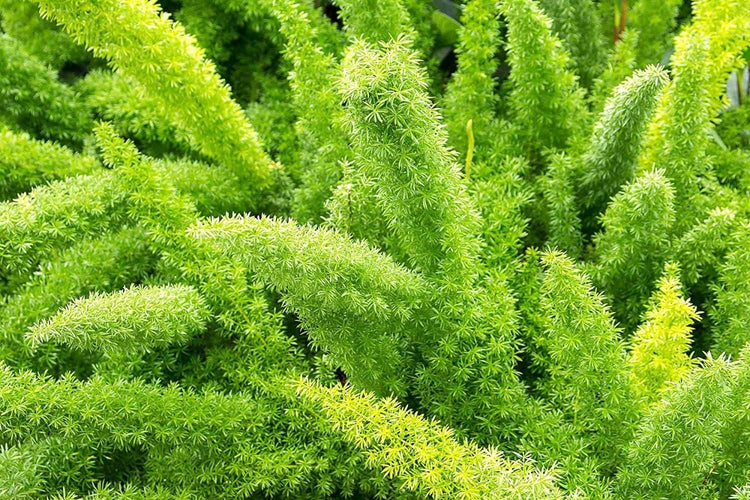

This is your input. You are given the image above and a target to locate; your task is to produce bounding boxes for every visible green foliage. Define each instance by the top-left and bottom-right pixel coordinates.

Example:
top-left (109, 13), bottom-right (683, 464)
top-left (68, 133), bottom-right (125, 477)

top-left (28, 284), bottom-right (210, 354)
top-left (616, 353), bottom-right (740, 498)
top-left (628, 0), bottom-right (683, 66)
top-left (628, 264), bottom-right (699, 406)
top-left (710, 224), bottom-right (750, 358)
top-left (536, 0), bottom-right (606, 89)
top-left (298, 379), bottom-right (562, 499)
top-left (3, 0), bottom-right (750, 496)
top-left (593, 169), bottom-right (676, 328)
top-left (0, 34), bottom-right (92, 147)
top-left (36, 0), bottom-right (276, 193)
top-left (539, 251), bottom-right (635, 470)
top-left (0, 128), bottom-right (100, 200)
top-left (579, 65), bottom-right (669, 222)
top-left (500, 0), bottom-right (588, 154)
top-left (442, 0), bottom-right (502, 159)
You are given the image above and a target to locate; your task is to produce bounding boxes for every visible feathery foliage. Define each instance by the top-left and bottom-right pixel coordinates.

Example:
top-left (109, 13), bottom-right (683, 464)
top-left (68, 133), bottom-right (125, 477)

top-left (2, 0), bottom-right (750, 496)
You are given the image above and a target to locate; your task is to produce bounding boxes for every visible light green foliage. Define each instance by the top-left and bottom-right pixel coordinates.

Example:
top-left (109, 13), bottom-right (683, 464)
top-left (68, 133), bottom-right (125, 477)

top-left (0, 367), bottom-right (392, 498)
top-left (36, 0), bottom-right (276, 190)
top-left (3, 0), bottom-right (750, 496)
top-left (334, 0), bottom-right (412, 43)
top-left (579, 65), bottom-right (669, 221)
top-left (0, 34), bottom-right (92, 147)
top-left (442, 0), bottom-right (501, 159)
top-left (675, 207), bottom-right (737, 287)
top-left (628, 264), bottom-right (699, 406)
top-left (593, 169), bottom-right (675, 328)
top-left (541, 152), bottom-right (582, 258)
top-left (735, 485), bottom-right (750, 500)
top-left (298, 379), bottom-right (562, 499)
top-left (76, 70), bottom-right (193, 156)
top-left (28, 285), bottom-right (210, 354)
top-left (0, 171), bottom-right (130, 279)
top-left (640, 0), bottom-right (750, 221)
top-left (268, 0), bottom-right (348, 224)
top-left (717, 347), bottom-right (750, 496)
top-left (500, 0), bottom-right (588, 153)
top-left (591, 29), bottom-right (639, 111)
top-left (709, 224), bottom-right (750, 357)
top-left (188, 214), bottom-right (427, 396)
top-left (0, 227), bottom-right (155, 373)
top-left (628, 0), bottom-right (683, 66)
top-left (616, 354), bottom-right (738, 498)
top-left (539, 251), bottom-right (635, 470)
top-left (0, 128), bottom-right (100, 200)
top-left (0, 442), bottom-right (43, 498)
top-left (337, 38), bottom-right (481, 293)
top-left (0, 0), bottom-right (89, 69)
top-left (471, 156), bottom-right (531, 268)
top-left (537, 0), bottom-right (606, 89)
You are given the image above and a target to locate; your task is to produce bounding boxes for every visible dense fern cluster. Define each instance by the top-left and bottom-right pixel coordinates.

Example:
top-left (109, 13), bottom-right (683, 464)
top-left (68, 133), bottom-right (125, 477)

top-left (1, 0), bottom-right (750, 497)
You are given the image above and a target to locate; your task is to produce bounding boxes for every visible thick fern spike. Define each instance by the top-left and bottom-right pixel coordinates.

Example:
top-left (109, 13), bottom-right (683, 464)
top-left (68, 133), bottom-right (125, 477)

top-left (579, 65), bottom-right (669, 221)
top-left (188, 214), bottom-right (428, 396)
top-left (297, 379), bottom-right (562, 499)
top-left (593, 169), bottom-right (675, 328)
top-left (628, 263), bottom-right (699, 407)
top-left (337, 37), bottom-right (482, 293)
top-left (36, 0), bottom-right (276, 189)
top-left (539, 250), bottom-right (635, 470)
top-left (500, 0), bottom-right (587, 153)
top-left (616, 354), bottom-right (738, 498)
top-left (27, 284), bottom-right (210, 354)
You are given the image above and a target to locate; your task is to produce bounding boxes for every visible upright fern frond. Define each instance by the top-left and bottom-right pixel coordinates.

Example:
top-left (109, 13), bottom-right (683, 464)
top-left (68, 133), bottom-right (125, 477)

top-left (536, 0), bottom-right (606, 89)
top-left (541, 152), bottom-right (582, 258)
top-left (628, 264), bottom-right (699, 407)
top-left (593, 169), bottom-right (675, 328)
top-left (579, 65), bottom-right (669, 222)
top-left (442, 0), bottom-right (502, 159)
top-left (334, 0), bottom-right (412, 43)
top-left (337, 37), bottom-right (482, 294)
top-left (500, 0), bottom-right (587, 153)
top-left (709, 224), bottom-right (750, 357)
top-left (539, 251), bottom-right (635, 470)
top-left (628, 0), bottom-right (682, 67)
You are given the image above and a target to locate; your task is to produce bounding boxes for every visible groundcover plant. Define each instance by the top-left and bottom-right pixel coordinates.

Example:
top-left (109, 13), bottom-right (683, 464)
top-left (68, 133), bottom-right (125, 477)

top-left (1, 0), bottom-right (750, 497)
